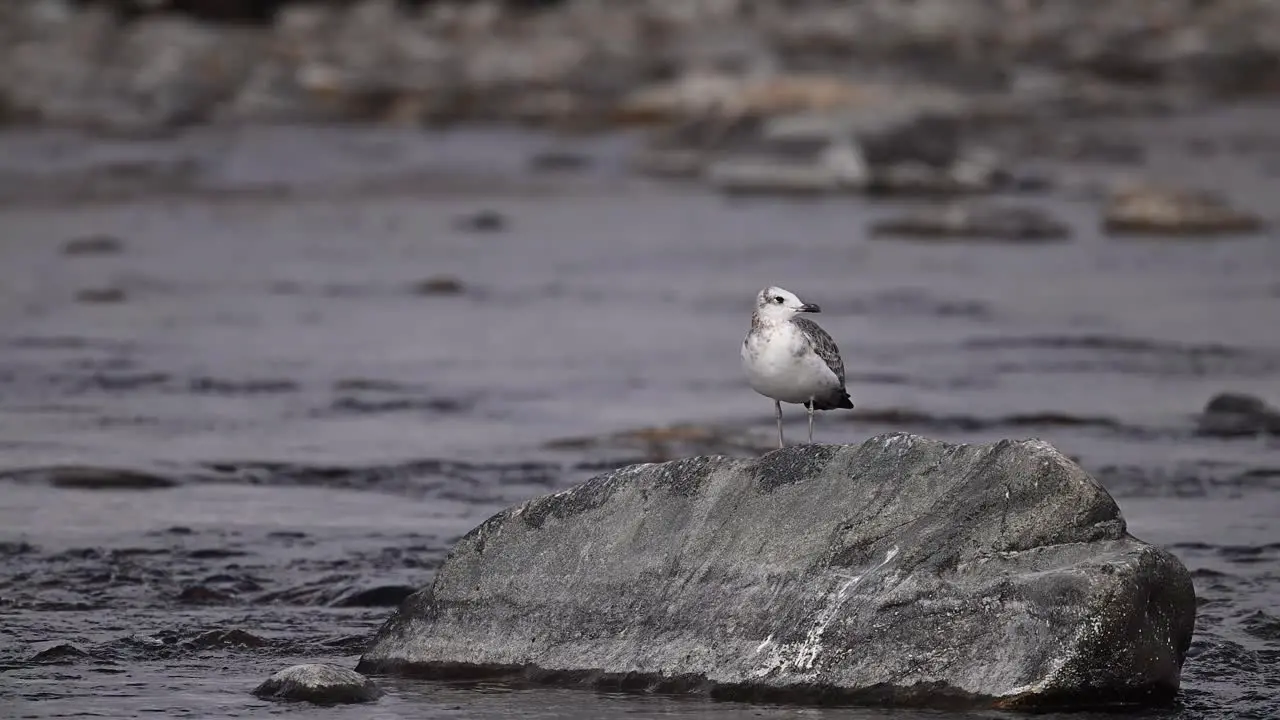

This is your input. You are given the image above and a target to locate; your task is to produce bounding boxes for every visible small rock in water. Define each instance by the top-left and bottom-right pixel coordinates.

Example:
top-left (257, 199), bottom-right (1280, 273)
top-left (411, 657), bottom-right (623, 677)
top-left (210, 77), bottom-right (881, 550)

top-left (629, 148), bottom-right (706, 179)
top-left (188, 629), bottom-right (267, 649)
top-left (1196, 393), bottom-right (1280, 437)
top-left (528, 150), bottom-right (592, 173)
top-left (1103, 186), bottom-right (1266, 236)
top-left (871, 203), bottom-right (1071, 242)
top-left (411, 275), bottom-right (466, 296)
top-left (331, 585), bottom-right (417, 608)
top-left (75, 287), bottom-right (128, 304)
top-left (62, 234), bottom-right (125, 256)
top-left (253, 664), bottom-right (380, 705)
top-left (30, 642), bottom-right (89, 664)
top-left (24, 466), bottom-right (179, 490)
top-left (453, 210), bottom-right (507, 233)
top-left (0, 540), bottom-right (37, 555)
top-left (177, 585), bottom-right (235, 605)
top-left (1242, 610), bottom-right (1280, 641)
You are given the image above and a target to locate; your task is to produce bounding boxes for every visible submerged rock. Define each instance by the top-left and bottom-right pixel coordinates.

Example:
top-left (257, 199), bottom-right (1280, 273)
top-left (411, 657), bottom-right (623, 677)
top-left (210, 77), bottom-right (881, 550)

top-left (176, 585), bottom-right (234, 605)
top-left (30, 642), bottom-right (89, 664)
top-left (1196, 392), bottom-right (1280, 437)
top-left (528, 149), bottom-right (592, 173)
top-left (331, 584), bottom-right (417, 608)
top-left (62, 234), bottom-right (125, 256)
top-left (411, 275), bottom-right (467, 296)
top-left (75, 287), bottom-right (128, 304)
top-left (453, 210), bottom-right (507, 233)
top-left (1103, 186), bottom-right (1266, 236)
top-left (4, 465), bottom-right (179, 490)
top-left (358, 433), bottom-right (1195, 711)
top-left (253, 664), bottom-right (380, 705)
top-left (870, 203), bottom-right (1071, 242)
top-left (188, 628), bottom-right (267, 649)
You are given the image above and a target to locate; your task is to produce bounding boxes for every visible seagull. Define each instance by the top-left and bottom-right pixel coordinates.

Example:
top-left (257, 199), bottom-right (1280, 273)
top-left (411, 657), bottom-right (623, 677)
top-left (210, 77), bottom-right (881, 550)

top-left (741, 286), bottom-right (853, 447)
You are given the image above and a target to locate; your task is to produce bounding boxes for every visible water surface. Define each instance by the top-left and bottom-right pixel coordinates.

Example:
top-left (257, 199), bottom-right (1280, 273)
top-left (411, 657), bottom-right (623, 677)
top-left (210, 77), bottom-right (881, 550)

top-left (1, 113), bottom-right (1278, 719)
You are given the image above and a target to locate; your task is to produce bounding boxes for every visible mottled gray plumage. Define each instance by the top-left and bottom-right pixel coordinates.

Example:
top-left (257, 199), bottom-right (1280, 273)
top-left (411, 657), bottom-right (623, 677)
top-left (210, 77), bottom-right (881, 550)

top-left (791, 316), bottom-right (845, 386)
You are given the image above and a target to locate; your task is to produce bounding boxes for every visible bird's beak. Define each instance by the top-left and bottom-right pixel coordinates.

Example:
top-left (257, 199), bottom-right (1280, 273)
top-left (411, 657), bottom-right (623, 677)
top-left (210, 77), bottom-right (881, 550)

top-left (798, 303), bottom-right (821, 313)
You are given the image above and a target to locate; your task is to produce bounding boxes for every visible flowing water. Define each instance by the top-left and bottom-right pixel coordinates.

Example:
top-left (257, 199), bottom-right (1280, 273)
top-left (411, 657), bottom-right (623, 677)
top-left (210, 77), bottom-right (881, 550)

top-left (1, 109), bottom-right (1278, 719)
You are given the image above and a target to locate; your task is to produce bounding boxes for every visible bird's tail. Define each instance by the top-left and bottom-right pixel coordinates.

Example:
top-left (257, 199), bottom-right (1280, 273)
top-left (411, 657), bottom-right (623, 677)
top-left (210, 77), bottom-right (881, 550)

top-left (808, 390), bottom-right (854, 411)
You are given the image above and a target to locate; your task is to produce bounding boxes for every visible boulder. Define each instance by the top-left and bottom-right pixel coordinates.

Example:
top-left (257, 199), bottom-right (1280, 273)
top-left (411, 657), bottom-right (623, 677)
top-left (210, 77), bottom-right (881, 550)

top-left (357, 433), bottom-right (1195, 711)
top-left (1195, 392), bottom-right (1280, 437)
top-left (253, 664), bottom-right (380, 705)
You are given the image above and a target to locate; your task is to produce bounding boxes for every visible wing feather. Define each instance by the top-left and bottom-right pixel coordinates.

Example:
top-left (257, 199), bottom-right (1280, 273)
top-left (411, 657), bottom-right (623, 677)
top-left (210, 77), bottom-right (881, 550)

top-left (791, 317), bottom-right (846, 385)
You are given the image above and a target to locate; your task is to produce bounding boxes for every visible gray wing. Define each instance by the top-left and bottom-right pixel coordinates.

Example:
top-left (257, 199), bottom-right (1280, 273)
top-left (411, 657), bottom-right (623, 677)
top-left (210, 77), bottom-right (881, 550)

top-left (791, 317), bottom-right (846, 385)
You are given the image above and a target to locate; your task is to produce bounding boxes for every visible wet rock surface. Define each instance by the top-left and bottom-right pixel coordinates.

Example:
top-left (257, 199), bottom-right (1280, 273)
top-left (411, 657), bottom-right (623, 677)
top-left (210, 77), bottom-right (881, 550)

top-left (253, 663), bottom-right (381, 704)
top-left (359, 435), bottom-right (1195, 710)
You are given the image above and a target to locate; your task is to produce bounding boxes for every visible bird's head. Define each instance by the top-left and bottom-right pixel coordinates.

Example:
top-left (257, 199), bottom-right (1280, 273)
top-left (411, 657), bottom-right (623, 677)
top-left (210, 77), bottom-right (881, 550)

top-left (755, 286), bottom-right (820, 320)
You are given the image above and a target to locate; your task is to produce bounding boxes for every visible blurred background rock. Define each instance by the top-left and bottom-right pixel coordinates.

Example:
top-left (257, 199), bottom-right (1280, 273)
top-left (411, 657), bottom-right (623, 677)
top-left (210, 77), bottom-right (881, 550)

top-left (4, 0), bottom-right (1279, 134)
top-left (5, 0), bottom-right (1280, 215)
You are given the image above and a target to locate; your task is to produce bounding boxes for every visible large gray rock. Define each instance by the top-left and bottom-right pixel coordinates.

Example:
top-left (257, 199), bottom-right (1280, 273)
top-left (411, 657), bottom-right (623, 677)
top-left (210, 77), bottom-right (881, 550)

top-left (358, 433), bottom-right (1195, 711)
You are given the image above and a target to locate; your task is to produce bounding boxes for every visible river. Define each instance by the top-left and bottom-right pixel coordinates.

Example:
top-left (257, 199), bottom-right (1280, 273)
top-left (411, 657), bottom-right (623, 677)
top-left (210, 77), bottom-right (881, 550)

top-left (2, 109), bottom-right (1278, 719)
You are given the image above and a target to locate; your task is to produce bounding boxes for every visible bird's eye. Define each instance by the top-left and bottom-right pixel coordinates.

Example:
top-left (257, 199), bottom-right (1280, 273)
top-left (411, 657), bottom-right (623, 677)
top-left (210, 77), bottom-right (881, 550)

top-left (773, 296), bottom-right (784, 304)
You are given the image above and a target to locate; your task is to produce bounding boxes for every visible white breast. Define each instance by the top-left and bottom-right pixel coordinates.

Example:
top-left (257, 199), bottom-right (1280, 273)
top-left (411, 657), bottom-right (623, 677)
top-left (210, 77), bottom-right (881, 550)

top-left (741, 322), bottom-right (840, 404)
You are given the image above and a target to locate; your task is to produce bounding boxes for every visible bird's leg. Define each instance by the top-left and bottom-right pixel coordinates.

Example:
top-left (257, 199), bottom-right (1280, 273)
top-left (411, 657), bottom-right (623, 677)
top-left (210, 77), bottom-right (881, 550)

top-left (807, 398), bottom-right (815, 444)
top-left (774, 400), bottom-right (784, 448)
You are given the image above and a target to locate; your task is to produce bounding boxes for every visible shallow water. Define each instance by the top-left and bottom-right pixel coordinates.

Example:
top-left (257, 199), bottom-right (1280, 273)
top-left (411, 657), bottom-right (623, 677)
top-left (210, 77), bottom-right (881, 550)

top-left (1, 109), bottom-right (1279, 719)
